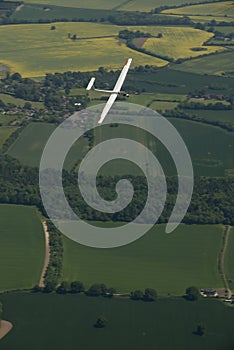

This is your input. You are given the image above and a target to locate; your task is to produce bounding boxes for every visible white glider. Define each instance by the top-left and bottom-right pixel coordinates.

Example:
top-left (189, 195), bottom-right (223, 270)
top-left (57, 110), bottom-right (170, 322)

top-left (86, 58), bottom-right (132, 124)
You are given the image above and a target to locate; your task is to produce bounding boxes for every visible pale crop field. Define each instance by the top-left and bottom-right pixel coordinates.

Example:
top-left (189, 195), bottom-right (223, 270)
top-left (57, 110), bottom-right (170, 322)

top-left (140, 26), bottom-right (225, 60)
top-left (163, 1), bottom-right (234, 18)
top-left (0, 22), bottom-right (167, 77)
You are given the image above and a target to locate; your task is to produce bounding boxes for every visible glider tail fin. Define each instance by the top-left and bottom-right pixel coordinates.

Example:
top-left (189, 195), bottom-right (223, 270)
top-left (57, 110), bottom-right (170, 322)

top-left (86, 77), bottom-right (95, 90)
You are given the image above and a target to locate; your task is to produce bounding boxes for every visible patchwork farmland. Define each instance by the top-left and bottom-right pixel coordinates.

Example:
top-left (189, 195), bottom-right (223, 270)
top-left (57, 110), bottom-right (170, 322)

top-left (0, 22), bottom-right (226, 77)
top-left (0, 0), bottom-right (234, 348)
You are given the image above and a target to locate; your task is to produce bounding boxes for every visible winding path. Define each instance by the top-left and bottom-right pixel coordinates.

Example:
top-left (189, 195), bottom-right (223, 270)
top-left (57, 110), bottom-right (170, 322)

top-left (39, 221), bottom-right (50, 288)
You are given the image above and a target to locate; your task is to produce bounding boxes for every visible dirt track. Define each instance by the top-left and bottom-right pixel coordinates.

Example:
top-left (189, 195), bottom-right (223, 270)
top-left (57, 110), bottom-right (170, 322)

top-left (39, 221), bottom-right (50, 288)
top-left (0, 321), bottom-right (13, 340)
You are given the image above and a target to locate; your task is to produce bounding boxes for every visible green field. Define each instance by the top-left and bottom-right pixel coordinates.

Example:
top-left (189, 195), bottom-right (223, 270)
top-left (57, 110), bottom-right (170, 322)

top-left (62, 224), bottom-right (223, 295)
top-left (0, 205), bottom-right (45, 291)
top-left (9, 0), bottom-right (211, 10)
top-left (170, 118), bottom-right (234, 176)
top-left (225, 227), bottom-right (234, 291)
top-left (6, 115), bottom-right (234, 176)
top-left (150, 100), bottom-right (178, 110)
top-left (6, 122), bottom-right (89, 169)
top-left (142, 27), bottom-right (224, 60)
top-left (172, 51), bottom-right (234, 75)
top-left (0, 114), bottom-right (19, 126)
top-left (11, 4), bottom-right (118, 22)
top-left (1, 293), bottom-right (234, 350)
top-left (0, 22), bottom-right (166, 77)
top-left (212, 26), bottom-right (234, 35)
top-left (188, 14), bottom-right (234, 23)
top-left (90, 116), bottom-right (234, 177)
top-left (163, 1), bottom-right (234, 17)
top-left (186, 109), bottom-right (234, 127)
top-left (0, 93), bottom-right (43, 108)
top-left (0, 126), bottom-right (18, 149)
top-left (7, 123), bottom-right (56, 167)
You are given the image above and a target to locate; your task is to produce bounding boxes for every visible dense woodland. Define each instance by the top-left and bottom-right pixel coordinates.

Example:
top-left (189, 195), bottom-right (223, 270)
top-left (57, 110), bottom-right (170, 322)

top-left (0, 154), bottom-right (233, 225)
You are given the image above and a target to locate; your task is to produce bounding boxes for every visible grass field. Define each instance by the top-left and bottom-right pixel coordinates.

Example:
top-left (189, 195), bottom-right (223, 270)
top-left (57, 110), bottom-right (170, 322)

top-left (0, 126), bottom-right (18, 149)
top-left (90, 116), bottom-right (234, 177)
top-left (172, 51), bottom-right (234, 75)
top-left (1, 293), bottom-right (234, 350)
top-left (0, 114), bottom-right (19, 126)
top-left (7, 123), bottom-right (56, 167)
top-left (169, 118), bottom-right (234, 176)
top-left (225, 227), bottom-right (234, 291)
top-left (6, 115), bottom-right (234, 176)
top-left (0, 22), bottom-right (167, 77)
top-left (141, 27), bottom-right (224, 60)
top-left (6, 122), bottom-right (89, 170)
top-left (9, 0), bottom-right (211, 10)
top-left (0, 93), bottom-right (43, 108)
top-left (150, 100), bottom-right (178, 110)
top-left (62, 224), bottom-right (223, 295)
top-left (186, 109), bottom-right (234, 127)
top-left (188, 14), bottom-right (234, 23)
top-left (11, 3), bottom-right (118, 22)
top-left (163, 1), bottom-right (234, 19)
top-left (0, 205), bottom-right (45, 291)
top-left (212, 26), bottom-right (234, 35)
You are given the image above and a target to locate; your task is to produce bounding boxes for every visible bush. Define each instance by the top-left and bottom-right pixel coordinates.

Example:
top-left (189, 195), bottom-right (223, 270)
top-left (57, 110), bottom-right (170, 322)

top-left (94, 315), bottom-right (108, 328)
top-left (143, 288), bottom-right (157, 301)
top-left (185, 286), bottom-right (200, 301)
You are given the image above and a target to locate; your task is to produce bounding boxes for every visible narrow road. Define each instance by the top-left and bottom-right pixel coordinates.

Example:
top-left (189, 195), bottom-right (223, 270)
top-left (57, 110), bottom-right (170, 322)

top-left (220, 225), bottom-right (232, 299)
top-left (39, 221), bottom-right (50, 288)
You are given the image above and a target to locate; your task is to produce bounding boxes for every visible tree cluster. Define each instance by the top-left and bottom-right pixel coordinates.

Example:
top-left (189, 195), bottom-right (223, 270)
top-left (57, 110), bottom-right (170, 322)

top-left (43, 221), bottom-right (63, 287)
top-left (178, 101), bottom-right (231, 110)
top-left (108, 12), bottom-right (192, 26)
top-left (130, 288), bottom-right (157, 301)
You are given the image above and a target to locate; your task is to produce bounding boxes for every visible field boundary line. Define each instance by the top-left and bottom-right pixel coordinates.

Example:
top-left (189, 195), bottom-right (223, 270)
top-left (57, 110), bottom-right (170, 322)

top-left (39, 221), bottom-right (50, 288)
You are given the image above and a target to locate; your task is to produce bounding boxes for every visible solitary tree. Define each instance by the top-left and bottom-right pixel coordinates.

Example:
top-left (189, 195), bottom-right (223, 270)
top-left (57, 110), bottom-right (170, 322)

top-left (195, 322), bottom-right (205, 336)
top-left (185, 286), bottom-right (200, 301)
top-left (94, 315), bottom-right (108, 328)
